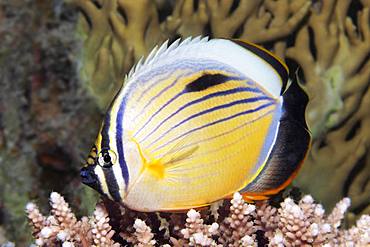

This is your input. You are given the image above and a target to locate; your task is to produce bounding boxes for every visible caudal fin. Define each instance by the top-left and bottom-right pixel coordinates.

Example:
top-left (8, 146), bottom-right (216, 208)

top-left (241, 80), bottom-right (311, 197)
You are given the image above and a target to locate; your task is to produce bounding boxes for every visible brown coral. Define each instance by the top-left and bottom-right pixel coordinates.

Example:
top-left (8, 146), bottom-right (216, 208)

top-left (289, 0), bottom-right (370, 217)
top-left (72, 0), bottom-right (178, 109)
top-left (71, 0), bottom-right (311, 109)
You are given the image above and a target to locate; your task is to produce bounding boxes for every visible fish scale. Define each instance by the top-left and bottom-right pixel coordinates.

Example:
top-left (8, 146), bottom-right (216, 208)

top-left (80, 36), bottom-right (311, 212)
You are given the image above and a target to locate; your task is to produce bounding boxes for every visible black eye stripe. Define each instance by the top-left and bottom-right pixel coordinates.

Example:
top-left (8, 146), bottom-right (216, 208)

top-left (103, 163), bottom-right (113, 168)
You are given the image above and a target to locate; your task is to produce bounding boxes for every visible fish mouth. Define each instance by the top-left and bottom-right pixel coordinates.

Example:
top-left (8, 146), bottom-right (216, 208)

top-left (80, 165), bottom-right (102, 193)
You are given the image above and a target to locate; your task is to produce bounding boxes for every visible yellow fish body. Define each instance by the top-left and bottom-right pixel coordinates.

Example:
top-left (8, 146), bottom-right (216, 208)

top-left (81, 37), bottom-right (311, 212)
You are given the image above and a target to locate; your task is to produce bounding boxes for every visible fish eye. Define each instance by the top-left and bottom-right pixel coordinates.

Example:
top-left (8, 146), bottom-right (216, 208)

top-left (103, 153), bottom-right (111, 163)
top-left (98, 150), bottom-right (117, 168)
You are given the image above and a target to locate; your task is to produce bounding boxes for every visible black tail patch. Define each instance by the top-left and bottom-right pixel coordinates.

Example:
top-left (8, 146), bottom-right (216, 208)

top-left (243, 80), bottom-right (311, 194)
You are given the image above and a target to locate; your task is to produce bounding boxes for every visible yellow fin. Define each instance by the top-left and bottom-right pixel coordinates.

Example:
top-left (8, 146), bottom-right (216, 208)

top-left (145, 159), bottom-right (165, 179)
top-left (158, 134), bottom-right (199, 175)
top-left (130, 131), bottom-right (199, 180)
top-left (145, 144), bottom-right (199, 180)
top-left (162, 145), bottom-right (199, 166)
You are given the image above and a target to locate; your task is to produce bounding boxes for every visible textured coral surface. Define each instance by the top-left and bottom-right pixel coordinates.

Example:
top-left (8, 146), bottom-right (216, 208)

top-left (0, 0), bottom-right (369, 245)
top-left (27, 192), bottom-right (370, 246)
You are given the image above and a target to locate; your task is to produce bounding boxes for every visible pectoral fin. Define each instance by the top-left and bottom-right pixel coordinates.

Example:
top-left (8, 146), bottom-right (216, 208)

top-left (145, 137), bottom-right (199, 180)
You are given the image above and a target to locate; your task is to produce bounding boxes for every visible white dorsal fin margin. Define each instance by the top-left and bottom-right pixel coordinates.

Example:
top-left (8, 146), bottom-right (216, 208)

top-left (126, 36), bottom-right (208, 81)
top-left (124, 36), bottom-right (282, 98)
top-left (145, 45), bottom-right (158, 65)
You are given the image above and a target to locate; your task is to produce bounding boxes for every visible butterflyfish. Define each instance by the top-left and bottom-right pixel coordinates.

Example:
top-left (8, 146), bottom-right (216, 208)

top-left (80, 37), bottom-right (311, 212)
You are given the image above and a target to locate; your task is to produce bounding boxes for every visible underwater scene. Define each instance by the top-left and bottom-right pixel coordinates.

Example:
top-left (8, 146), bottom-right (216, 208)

top-left (0, 0), bottom-right (369, 246)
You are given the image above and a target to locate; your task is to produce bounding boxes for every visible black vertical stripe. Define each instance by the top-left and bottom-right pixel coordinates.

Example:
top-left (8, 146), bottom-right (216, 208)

top-left (101, 112), bottom-right (111, 149)
top-left (100, 112), bottom-right (122, 201)
top-left (232, 40), bottom-right (288, 93)
top-left (103, 168), bottom-right (122, 202)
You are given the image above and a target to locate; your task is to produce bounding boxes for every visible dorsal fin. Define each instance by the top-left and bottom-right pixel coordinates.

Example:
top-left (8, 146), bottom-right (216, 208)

top-left (123, 37), bottom-right (286, 99)
top-left (232, 40), bottom-right (289, 94)
top-left (126, 36), bottom-right (210, 81)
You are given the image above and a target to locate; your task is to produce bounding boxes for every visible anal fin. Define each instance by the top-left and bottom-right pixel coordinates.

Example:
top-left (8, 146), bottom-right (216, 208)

top-left (241, 193), bottom-right (269, 202)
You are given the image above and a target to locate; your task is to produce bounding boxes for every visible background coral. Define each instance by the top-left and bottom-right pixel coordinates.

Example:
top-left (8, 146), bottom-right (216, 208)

top-left (27, 192), bottom-right (370, 246)
top-left (0, 0), bottom-right (369, 245)
top-left (26, 192), bottom-right (117, 246)
top-left (286, 0), bottom-right (370, 217)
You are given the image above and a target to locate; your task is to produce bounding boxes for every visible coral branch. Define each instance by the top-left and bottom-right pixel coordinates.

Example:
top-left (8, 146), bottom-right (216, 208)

top-left (133, 219), bottom-right (156, 246)
top-left (26, 203), bottom-right (46, 237)
top-left (218, 193), bottom-right (257, 246)
top-left (170, 0), bottom-right (208, 37)
top-left (207, 0), bottom-right (261, 37)
top-left (241, 0), bottom-right (311, 43)
top-left (180, 209), bottom-right (219, 246)
top-left (91, 204), bottom-right (119, 247)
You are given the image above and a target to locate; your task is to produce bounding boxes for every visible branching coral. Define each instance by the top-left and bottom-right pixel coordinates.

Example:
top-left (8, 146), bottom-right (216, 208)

top-left (217, 193), bottom-right (257, 246)
top-left (72, 0), bottom-right (180, 109)
top-left (90, 204), bottom-right (119, 246)
top-left (120, 219), bottom-right (157, 246)
top-left (71, 0), bottom-right (311, 109)
top-left (286, 0), bottom-right (370, 136)
top-left (289, 0), bottom-right (370, 216)
top-left (26, 192), bottom-right (118, 246)
top-left (179, 209), bottom-right (219, 246)
top-left (169, 0), bottom-right (208, 37)
top-left (27, 192), bottom-right (370, 246)
top-left (207, 0), bottom-right (311, 46)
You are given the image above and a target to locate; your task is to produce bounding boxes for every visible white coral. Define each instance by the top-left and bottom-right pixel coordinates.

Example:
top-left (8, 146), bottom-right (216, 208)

top-left (27, 192), bottom-right (370, 246)
top-left (133, 219), bottom-right (156, 246)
